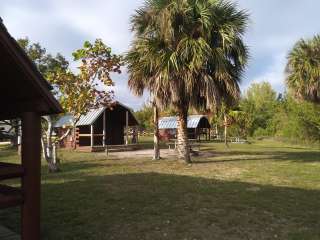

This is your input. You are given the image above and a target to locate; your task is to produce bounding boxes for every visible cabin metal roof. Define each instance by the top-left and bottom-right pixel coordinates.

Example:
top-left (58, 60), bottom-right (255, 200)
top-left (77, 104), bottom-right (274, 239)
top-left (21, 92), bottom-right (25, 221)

top-left (158, 115), bottom-right (208, 129)
top-left (54, 102), bottom-right (139, 127)
top-left (76, 107), bottom-right (106, 126)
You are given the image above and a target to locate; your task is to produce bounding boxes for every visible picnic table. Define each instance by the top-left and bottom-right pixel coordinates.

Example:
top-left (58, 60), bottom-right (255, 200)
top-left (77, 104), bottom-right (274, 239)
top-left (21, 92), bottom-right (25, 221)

top-left (230, 137), bottom-right (248, 144)
top-left (166, 139), bottom-right (201, 151)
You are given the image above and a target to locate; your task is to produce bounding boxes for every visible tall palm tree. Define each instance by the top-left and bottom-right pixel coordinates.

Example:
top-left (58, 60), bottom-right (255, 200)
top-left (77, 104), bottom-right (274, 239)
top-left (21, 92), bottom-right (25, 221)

top-left (126, 0), bottom-right (249, 163)
top-left (286, 35), bottom-right (320, 103)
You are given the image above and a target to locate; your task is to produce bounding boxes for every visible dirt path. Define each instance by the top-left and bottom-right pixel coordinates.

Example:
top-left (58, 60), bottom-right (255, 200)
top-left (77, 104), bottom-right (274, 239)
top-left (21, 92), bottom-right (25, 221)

top-left (106, 148), bottom-right (218, 159)
top-left (108, 149), bottom-right (177, 159)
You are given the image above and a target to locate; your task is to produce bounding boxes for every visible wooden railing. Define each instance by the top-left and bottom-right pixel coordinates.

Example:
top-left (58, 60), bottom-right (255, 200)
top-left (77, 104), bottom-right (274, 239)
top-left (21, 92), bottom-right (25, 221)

top-left (0, 162), bottom-right (24, 209)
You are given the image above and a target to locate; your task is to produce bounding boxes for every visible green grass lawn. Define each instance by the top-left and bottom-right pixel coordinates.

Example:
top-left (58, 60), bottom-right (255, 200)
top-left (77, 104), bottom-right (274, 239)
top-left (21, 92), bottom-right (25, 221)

top-left (0, 140), bottom-right (319, 240)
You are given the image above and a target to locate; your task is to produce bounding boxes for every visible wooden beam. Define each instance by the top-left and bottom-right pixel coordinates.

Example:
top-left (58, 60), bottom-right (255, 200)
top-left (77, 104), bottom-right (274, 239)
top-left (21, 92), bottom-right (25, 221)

top-left (78, 134), bottom-right (104, 137)
top-left (103, 111), bottom-right (106, 147)
top-left (90, 125), bottom-right (94, 147)
top-left (0, 100), bottom-right (49, 120)
top-left (125, 111), bottom-right (129, 145)
top-left (0, 162), bottom-right (24, 181)
top-left (21, 112), bottom-right (41, 240)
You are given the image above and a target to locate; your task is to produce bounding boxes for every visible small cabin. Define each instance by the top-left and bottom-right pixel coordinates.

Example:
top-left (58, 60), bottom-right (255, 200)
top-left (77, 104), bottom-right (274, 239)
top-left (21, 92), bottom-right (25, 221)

top-left (55, 103), bottom-right (139, 152)
top-left (158, 115), bottom-right (211, 141)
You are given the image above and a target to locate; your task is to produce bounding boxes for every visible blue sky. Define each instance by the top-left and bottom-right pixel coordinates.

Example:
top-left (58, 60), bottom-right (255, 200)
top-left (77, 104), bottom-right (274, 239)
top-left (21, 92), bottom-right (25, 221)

top-left (1, 0), bottom-right (320, 110)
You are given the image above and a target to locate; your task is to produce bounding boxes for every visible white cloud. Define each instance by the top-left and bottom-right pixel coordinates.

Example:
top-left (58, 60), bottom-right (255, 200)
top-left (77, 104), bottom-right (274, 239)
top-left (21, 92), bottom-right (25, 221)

top-left (2, 0), bottom-right (320, 110)
top-left (48, 0), bottom-right (145, 54)
top-left (244, 53), bottom-right (287, 93)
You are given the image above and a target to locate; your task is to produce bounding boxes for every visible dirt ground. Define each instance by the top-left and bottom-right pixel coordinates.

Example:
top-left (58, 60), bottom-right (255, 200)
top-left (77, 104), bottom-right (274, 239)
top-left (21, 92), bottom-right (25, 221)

top-left (108, 149), bottom-right (178, 159)
top-left (106, 148), bottom-right (218, 159)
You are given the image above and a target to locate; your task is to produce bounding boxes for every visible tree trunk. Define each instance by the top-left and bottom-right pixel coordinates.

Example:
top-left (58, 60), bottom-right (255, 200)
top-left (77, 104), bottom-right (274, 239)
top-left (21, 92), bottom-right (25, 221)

top-left (42, 116), bottom-right (60, 172)
top-left (12, 119), bottom-right (20, 148)
top-left (224, 114), bottom-right (229, 148)
top-left (72, 123), bottom-right (77, 150)
top-left (153, 103), bottom-right (160, 160)
top-left (176, 107), bottom-right (191, 163)
top-left (215, 124), bottom-right (218, 137)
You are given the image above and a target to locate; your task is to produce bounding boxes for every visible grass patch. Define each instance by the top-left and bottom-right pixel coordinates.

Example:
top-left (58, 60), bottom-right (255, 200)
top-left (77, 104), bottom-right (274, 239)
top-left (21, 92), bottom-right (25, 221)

top-left (0, 140), bottom-right (319, 239)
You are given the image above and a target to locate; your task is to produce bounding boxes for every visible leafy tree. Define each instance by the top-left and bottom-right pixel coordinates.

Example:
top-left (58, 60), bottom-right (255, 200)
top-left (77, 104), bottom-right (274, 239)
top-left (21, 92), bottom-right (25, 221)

top-left (271, 95), bottom-right (320, 143)
top-left (213, 103), bottom-right (246, 146)
top-left (126, 0), bottom-right (249, 163)
top-left (71, 39), bottom-right (122, 109)
top-left (135, 103), bottom-right (154, 130)
top-left (240, 82), bottom-right (278, 137)
top-left (227, 109), bottom-right (248, 139)
top-left (286, 35), bottom-right (320, 103)
top-left (18, 38), bottom-right (122, 172)
top-left (234, 81), bottom-right (320, 144)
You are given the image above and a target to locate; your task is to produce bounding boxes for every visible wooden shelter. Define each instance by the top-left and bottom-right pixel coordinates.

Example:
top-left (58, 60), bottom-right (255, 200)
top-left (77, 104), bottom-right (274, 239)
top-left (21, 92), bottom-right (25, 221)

top-left (158, 115), bottom-right (211, 141)
top-left (0, 19), bottom-right (63, 240)
top-left (54, 103), bottom-right (139, 152)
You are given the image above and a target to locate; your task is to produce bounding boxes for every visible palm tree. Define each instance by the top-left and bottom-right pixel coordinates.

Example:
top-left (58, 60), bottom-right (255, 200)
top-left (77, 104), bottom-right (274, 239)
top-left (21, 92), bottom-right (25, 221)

top-left (126, 0), bottom-right (249, 163)
top-left (286, 35), bottom-right (320, 103)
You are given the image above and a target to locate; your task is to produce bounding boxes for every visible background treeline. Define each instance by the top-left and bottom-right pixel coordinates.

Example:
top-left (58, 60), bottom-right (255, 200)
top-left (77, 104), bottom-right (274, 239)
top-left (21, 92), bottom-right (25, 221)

top-left (229, 82), bottom-right (320, 143)
top-left (135, 81), bottom-right (320, 144)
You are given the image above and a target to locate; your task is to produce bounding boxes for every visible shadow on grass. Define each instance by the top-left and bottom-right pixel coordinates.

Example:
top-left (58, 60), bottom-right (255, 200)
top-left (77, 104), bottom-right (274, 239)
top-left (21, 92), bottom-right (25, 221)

top-left (193, 150), bottom-right (320, 164)
top-left (277, 151), bottom-right (320, 163)
top-left (1, 172), bottom-right (319, 240)
top-left (43, 161), bottom-right (108, 174)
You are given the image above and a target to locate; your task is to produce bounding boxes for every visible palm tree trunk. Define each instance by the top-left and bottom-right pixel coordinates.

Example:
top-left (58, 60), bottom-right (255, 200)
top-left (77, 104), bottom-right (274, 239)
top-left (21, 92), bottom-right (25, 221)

top-left (224, 114), bottom-right (229, 148)
top-left (176, 107), bottom-right (191, 163)
top-left (153, 103), bottom-right (160, 160)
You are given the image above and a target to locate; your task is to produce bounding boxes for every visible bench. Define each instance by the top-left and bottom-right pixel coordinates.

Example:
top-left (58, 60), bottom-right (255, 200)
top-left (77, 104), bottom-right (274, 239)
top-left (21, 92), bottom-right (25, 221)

top-left (166, 142), bottom-right (177, 150)
top-left (167, 139), bottom-right (201, 151)
top-left (230, 137), bottom-right (248, 144)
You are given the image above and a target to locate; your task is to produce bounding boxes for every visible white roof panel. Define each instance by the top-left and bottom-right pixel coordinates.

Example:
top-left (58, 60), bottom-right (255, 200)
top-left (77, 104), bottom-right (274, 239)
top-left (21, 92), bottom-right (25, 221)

top-left (76, 107), bottom-right (106, 126)
top-left (158, 115), bottom-right (208, 129)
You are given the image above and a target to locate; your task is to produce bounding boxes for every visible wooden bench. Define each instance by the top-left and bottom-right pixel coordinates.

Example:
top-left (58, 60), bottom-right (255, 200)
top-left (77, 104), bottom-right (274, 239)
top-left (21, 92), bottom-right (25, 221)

top-left (230, 137), bottom-right (248, 144)
top-left (167, 139), bottom-right (201, 151)
top-left (166, 141), bottom-right (177, 150)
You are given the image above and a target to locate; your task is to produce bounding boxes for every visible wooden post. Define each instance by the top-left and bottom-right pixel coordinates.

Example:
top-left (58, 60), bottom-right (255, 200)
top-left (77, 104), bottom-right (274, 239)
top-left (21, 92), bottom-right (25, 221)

top-left (125, 111), bottom-right (129, 145)
top-left (21, 112), bottom-right (41, 240)
top-left (103, 111), bottom-right (106, 148)
top-left (90, 125), bottom-right (94, 147)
